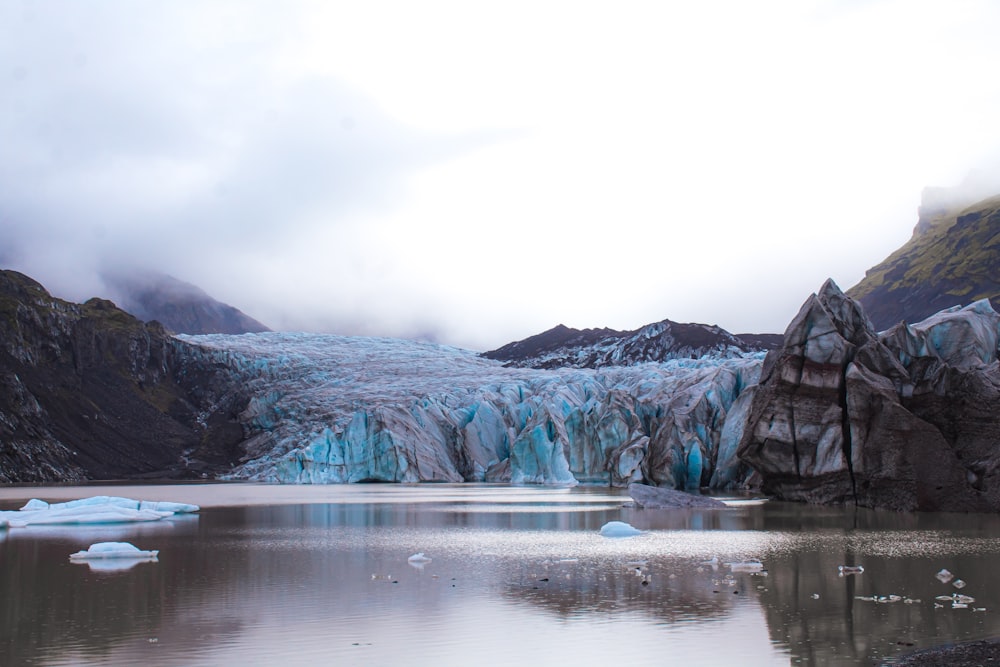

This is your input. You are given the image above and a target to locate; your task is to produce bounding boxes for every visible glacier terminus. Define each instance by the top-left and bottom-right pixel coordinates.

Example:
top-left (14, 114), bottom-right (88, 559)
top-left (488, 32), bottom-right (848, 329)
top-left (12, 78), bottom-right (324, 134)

top-left (181, 333), bottom-right (762, 488)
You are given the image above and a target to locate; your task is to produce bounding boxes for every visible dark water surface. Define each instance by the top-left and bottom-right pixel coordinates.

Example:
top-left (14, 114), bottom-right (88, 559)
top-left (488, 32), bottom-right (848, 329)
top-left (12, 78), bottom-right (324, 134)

top-left (2, 484), bottom-right (1000, 666)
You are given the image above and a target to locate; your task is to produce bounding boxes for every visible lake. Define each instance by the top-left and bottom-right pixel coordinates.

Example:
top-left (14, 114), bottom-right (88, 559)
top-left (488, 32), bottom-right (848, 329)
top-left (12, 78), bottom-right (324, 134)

top-left (2, 484), bottom-right (1000, 666)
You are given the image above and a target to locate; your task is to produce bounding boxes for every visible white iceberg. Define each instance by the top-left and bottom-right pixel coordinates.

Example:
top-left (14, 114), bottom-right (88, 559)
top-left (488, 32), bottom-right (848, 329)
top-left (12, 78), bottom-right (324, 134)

top-left (1, 496), bottom-right (200, 527)
top-left (599, 521), bottom-right (643, 538)
top-left (20, 496), bottom-right (200, 514)
top-left (407, 552), bottom-right (432, 563)
top-left (727, 560), bottom-right (765, 573)
top-left (69, 542), bottom-right (159, 560)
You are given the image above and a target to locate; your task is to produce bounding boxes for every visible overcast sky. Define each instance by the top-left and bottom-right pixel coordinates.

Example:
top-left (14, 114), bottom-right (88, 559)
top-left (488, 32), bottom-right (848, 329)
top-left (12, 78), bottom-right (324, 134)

top-left (3, 0), bottom-right (1000, 350)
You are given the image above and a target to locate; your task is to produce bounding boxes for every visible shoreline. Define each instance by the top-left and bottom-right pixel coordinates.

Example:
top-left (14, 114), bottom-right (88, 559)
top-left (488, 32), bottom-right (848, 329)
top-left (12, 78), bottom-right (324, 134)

top-left (890, 638), bottom-right (1000, 665)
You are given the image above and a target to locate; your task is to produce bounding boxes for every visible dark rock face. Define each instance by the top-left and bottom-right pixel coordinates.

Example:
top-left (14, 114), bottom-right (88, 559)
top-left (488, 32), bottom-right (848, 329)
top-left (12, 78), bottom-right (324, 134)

top-left (627, 483), bottom-right (727, 508)
top-left (483, 320), bottom-right (781, 369)
top-left (0, 270), bottom-right (247, 482)
top-left (101, 269), bottom-right (270, 335)
top-left (738, 279), bottom-right (1000, 512)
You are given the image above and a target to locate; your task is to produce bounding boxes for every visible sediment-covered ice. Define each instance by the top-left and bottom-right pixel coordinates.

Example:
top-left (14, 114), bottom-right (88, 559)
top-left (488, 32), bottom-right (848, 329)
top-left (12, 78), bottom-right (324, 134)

top-left (181, 333), bottom-right (763, 487)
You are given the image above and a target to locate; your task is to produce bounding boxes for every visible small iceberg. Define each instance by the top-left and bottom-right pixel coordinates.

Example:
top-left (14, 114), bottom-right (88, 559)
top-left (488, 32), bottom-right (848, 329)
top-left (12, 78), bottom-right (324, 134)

top-left (936, 568), bottom-right (954, 584)
top-left (838, 565), bottom-right (865, 576)
top-left (70, 542), bottom-right (159, 561)
top-left (407, 553), bottom-right (432, 564)
top-left (727, 560), bottom-right (765, 573)
top-left (599, 521), bottom-right (643, 538)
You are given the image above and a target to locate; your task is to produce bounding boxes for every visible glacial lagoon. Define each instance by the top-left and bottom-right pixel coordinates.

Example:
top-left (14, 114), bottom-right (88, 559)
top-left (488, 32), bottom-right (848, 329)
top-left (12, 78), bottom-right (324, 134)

top-left (2, 485), bottom-right (1000, 666)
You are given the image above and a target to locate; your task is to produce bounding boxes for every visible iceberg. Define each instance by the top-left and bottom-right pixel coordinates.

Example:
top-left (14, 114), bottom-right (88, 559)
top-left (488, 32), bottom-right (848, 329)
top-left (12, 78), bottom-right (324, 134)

top-left (727, 560), bottom-right (765, 573)
top-left (0, 496), bottom-right (199, 527)
top-left (599, 521), bottom-right (643, 537)
top-left (69, 542), bottom-right (159, 560)
top-left (20, 496), bottom-right (200, 514)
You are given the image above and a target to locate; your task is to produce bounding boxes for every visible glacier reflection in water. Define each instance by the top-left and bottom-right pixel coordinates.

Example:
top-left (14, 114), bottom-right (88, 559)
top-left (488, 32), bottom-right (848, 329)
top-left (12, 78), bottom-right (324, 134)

top-left (2, 484), bottom-right (1000, 666)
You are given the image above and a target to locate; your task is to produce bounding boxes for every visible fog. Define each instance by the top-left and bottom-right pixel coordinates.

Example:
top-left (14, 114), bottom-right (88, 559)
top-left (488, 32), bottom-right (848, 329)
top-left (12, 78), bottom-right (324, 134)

top-left (3, 1), bottom-right (1000, 350)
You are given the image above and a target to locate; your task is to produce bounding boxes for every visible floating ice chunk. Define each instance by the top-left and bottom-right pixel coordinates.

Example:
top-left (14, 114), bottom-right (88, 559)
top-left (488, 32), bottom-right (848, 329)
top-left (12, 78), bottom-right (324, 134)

top-left (21, 496), bottom-right (200, 514)
top-left (953, 579), bottom-right (967, 589)
top-left (407, 553), bottom-right (432, 566)
top-left (2, 496), bottom-right (199, 527)
top-left (838, 565), bottom-right (864, 576)
top-left (70, 542), bottom-right (159, 560)
top-left (599, 521), bottom-right (642, 538)
top-left (811, 593), bottom-right (820, 599)
top-left (727, 560), bottom-right (764, 573)
top-left (4, 505), bottom-right (173, 527)
top-left (936, 568), bottom-right (954, 584)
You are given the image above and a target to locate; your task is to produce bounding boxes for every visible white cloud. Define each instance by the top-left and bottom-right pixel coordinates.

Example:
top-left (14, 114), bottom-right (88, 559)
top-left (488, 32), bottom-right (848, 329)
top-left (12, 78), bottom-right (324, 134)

top-left (2, 0), bottom-right (1000, 349)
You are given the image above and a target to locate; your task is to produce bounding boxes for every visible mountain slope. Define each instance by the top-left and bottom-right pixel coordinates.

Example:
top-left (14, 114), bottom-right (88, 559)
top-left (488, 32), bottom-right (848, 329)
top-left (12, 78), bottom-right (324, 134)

top-left (848, 188), bottom-right (1000, 331)
top-left (482, 320), bottom-right (781, 369)
top-left (101, 269), bottom-right (270, 335)
top-left (0, 270), bottom-right (247, 482)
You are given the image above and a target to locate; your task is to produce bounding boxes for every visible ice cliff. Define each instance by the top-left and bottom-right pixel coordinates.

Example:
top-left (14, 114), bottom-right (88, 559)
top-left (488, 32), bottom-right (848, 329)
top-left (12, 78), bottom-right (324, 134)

top-left (181, 333), bottom-right (763, 487)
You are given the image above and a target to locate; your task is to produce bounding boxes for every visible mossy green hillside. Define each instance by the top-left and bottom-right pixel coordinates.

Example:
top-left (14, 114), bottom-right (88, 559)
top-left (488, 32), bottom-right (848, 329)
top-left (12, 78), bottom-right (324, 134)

top-left (848, 194), bottom-right (1000, 330)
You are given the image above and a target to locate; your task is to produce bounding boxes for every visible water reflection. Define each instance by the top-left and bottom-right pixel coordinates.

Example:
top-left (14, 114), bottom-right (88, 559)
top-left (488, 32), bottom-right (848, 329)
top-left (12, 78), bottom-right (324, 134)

top-left (1, 486), bottom-right (1000, 666)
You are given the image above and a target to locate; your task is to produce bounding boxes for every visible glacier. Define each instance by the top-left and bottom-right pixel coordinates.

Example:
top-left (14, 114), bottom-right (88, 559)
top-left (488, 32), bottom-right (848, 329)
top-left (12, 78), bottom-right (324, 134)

top-left (180, 333), bottom-right (763, 488)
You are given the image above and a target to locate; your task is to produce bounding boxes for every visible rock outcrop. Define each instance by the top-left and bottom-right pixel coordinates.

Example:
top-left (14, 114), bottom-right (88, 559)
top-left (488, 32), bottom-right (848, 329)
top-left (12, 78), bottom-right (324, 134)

top-left (738, 279), bottom-right (1000, 511)
top-left (0, 270), bottom-right (247, 482)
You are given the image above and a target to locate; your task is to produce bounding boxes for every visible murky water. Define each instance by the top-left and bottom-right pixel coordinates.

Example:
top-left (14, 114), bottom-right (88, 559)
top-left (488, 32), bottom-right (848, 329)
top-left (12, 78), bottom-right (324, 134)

top-left (2, 484), bottom-right (1000, 666)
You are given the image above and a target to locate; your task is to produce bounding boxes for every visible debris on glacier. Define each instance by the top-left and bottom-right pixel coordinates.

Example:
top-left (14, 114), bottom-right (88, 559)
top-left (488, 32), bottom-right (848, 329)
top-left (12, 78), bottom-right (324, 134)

top-left (627, 483), bottom-right (727, 509)
top-left (181, 332), bottom-right (764, 487)
top-left (70, 542), bottom-right (159, 560)
top-left (1, 496), bottom-right (199, 527)
top-left (599, 521), bottom-right (643, 537)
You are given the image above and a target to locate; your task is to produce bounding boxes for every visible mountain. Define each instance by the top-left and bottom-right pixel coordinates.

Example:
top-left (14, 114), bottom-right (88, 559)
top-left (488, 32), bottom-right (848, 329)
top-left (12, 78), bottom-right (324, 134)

top-left (847, 184), bottom-right (1000, 331)
top-left (0, 270), bottom-right (247, 482)
top-left (482, 320), bottom-right (782, 369)
top-left (101, 269), bottom-right (271, 335)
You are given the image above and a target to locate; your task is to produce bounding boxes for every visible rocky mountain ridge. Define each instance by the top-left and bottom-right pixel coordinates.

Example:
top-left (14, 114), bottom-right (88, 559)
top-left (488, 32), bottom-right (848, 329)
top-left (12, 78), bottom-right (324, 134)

top-left (482, 319), bottom-right (782, 369)
top-left (101, 269), bottom-right (270, 335)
